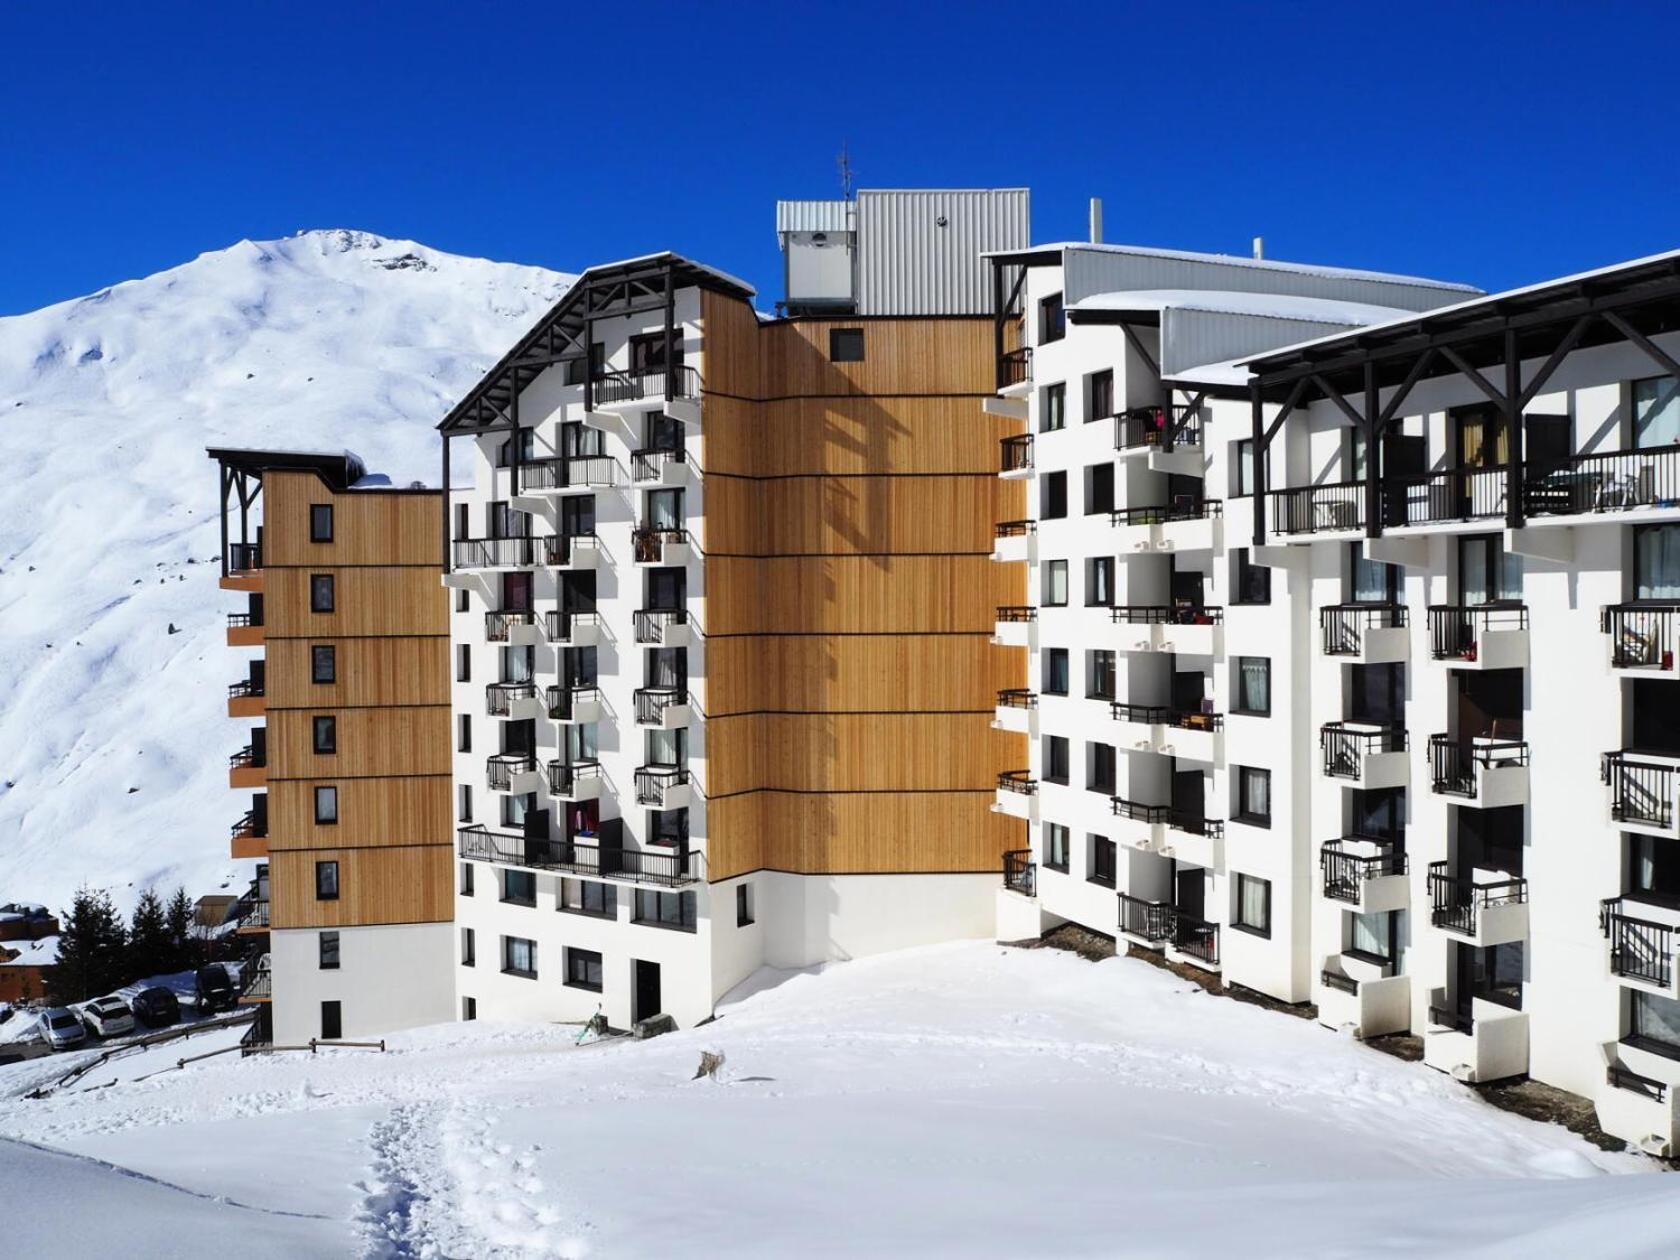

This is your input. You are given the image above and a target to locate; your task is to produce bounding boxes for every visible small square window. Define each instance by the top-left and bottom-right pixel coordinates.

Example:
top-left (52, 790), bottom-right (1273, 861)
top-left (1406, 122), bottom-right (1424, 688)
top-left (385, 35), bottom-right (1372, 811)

top-left (312, 645), bottom-right (336, 684)
top-left (502, 936), bottom-right (538, 978)
top-left (829, 328), bottom-right (865, 362)
top-left (501, 870), bottom-right (536, 907)
top-left (319, 930), bottom-right (340, 970)
top-left (565, 947), bottom-right (604, 991)
top-left (315, 860), bottom-right (339, 900)
top-left (310, 574), bottom-right (335, 613)
top-left (313, 715), bottom-right (337, 755)
top-left (736, 883), bottom-right (755, 927)
top-left (310, 504), bottom-right (334, 543)
top-left (314, 785), bottom-right (339, 825)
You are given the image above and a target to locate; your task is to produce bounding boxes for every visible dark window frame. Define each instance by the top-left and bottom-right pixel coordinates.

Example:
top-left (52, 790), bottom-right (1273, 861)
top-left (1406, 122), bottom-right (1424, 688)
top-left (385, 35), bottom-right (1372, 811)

top-left (314, 785), bottom-right (338, 825)
top-left (633, 888), bottom-right (698, 933)
top-left (1233, 656), bottom-right (1272, 717)
top-left (1088, 836), bottom-right (1117, 888)
top-left (1043, 647), bottom-right (1070, 697)
top-left (558, 879), bottom-right (616, 920)
top-left (565, 947), bottom-right (604, 992)
top-left (1041, 470), bottom-right (1068, 520)
top-left (1044, 735), bottom-right (1070, 786)
top-left (500, 869), bottom-right (537, 908)
top-left (313, 715), bottom-right (337, 755)
top-left (310, 503), bottom-right (334, 543)
top-left (311, 644), bottom-right (336, 685)
top-left (1043, 822), bottom-right (1070, 873)
top-left (1232, 549), bottom-right (1272, 606)
top-left (1234, 766), bottom-right (1272, 828)
top-left (318, 930), bottom-right (340, 971)
top-left (501, 935), bottom-right (538, 979)
top-left (461, 926), bottom-right (475, 967)
top-left (310, 573), bottom-right (335, 613)
top-left (829, 327), bottom-right (865, 362)
top-left (736, 883), bottom-right (754, 927)
top-left (315, 860), bottom-right (340, 901)
top-left (1232, 872), bottom-right (1273, 939)
top-left (1039, 292), bottom-right (1066, 344)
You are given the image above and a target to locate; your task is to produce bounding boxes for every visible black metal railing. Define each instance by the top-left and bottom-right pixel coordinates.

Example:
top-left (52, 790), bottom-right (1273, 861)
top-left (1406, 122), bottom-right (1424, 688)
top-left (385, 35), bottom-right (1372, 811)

top-left (1118, 893), bottom-right (1172, 942)
top-left (997, 688), bottom-right (1036, 709)
top-left (995, 519), bottom-right (1036, 538)
top-left (1525, 444), bottom-right (1680, 517)
top-left (1320, 839), bottom-right (1408, 902)
top-left (486, 681), bottom-right (536, 717)
top-left (1320, 969), bottom-right (1359, 995)
top-left (228, 542), bottom-right (262, 572)
top-left (1320, 603), bottom-right (1407, 656)
top-left (1428, 735), bottom-right (1529, 797)
top-left (631, 446), bottom-right (686, 482)
top-left (635, 765), bottom-right (689, 805)
top-left (486, 752), bottom-right (537, 791)
top-left (996, 605), bottom-right (1037, 623)
top-left (1428, 861), bottom-right (1527, 936)
top-left (545, 609), bottom-right (601, 643)
top-left (485, 609), bottom-right (536, 642)
top-left (1429, 1004), bottom-right (1475, 1035)
top-left (546, 759), bottom-right (602, 798)
top-left (1114, 405), bottom-right (1204, 452)
top-left (595, 364), bottom-right (700, 406)
top-left (1111, 702), bottom-right (1169, 724)
top-left (1109, 604), bottom-right (1224, 626)
top-left (1270, 481), bottom-right (1364, 535)
top-left (544, 532), bottom-right (599, 566)
top-left (1602, 751), bottom-right (1678, 830)
top-left (1601, 604), bottom-right (1680, 670)
top-left (1111, 798), bottom-right (1171, 824)
top-left (227, 612), bottom-right (261, 629)
top-left (519, 455), bottom-right (616, 492)
top-left (1320, 723), bottom-right (1408, 778)
top-left (1428, 604), bottom-right (1528, 661)
top-left (1167, 811), bottom-right (1224, 839)
top-left (634, 608), bottom-right (688, 644)
top-left (228, 678), bottom-right (264, 700)
top-left (1000, 433), bottom-right (1033, 474)
top-left (546, 685), bottom-right (599, 721)
top-left (1172, 913), bottom-right (1220, 965)
top-left (635, 687), bottom-right (686, 725)
top-left (236, 901), bottom-right (270, 932)
top-left (1003, 849), bottom-right (1036, 897)
top-left (1607, 1062), bottom-right (1669, 1103)
top-left (632, 526), bottom-right (689, 564)
top-left (229, 744), bottom-right (265, 770)
top-left (999, 346), bottom-right (1031, 389)
top-left (231, 809), bottom-right (267, 840)
top-left (453, 536), bottom-right (535, 569)
top-left (1383, 467), bottom-right (1508, 527)
top-left (1109, 499), bottom-right (1223, 528)
top-left (997, 769), bottom-right (1037, 795)
top-left (465, 824), bottom-right (692, 883)
top-left (1600, 897), bottom-right (1677, 989)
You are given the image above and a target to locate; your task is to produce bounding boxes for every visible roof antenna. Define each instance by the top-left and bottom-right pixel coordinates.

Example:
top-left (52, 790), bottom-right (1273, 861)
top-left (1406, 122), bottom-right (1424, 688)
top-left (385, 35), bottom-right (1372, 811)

top-left (837, 143), bottom-right (854, 200)
top-left (1252, 236), bottom-right (1265, 260)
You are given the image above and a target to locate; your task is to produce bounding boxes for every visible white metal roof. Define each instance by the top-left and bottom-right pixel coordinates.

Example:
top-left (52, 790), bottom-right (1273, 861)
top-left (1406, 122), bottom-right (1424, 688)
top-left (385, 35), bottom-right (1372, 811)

top-left (1071, 289), bottom-right (1414, 327)
top-left (776, 200), bottom-right (853, 234)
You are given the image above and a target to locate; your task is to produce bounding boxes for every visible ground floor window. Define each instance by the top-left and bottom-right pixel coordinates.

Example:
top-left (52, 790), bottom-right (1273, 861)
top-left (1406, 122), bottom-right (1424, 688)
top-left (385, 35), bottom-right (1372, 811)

top-left (634, 889), bottom-right (697, 932)
top-left (502, 935), bottom-right (537, 978)
top-left (1043, 823), bottom-right (1070, 872)
top-left (736, 883), bottom-right (754, 926)
top-left (565, 947), bottom-right (604, 992)
top-left (462, 996), bottom-right (476, 1021)
top-left (1233, 874), bottom-right (1272, 938)
top-left (461, 926), bottom-right (475, 967)
top-left (1630, 989), bottom-right (1680, 1058)
top-left (1347, 910), bottom-right (1392, 963)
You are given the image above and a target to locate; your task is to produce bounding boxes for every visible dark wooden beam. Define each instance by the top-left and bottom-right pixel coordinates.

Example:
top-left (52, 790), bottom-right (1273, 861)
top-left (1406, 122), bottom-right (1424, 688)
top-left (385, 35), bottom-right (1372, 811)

top-left (1118, 321), bottom-right (1160, 380)
top-left (1516, 312), bottom-right (1595, 410)
top-left (1602, 310), bottom-right (1680, 380)
top-left (1439, 345), bottom-right (1507, 407)
top-left (1251, 380), bottom-right (1266, 547)
top-left (1364, 362), bottom-right (1381, 538)
top-left (1504, 328), bottom-right (1524, 530)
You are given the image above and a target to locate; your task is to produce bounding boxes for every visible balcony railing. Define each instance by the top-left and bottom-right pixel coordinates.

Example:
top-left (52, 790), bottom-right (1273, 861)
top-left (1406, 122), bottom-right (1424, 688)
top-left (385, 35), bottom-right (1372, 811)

top-left (518, 455), bottom-right (616, 492)
top-left (486, 681), bottom-right (537, 717)
top-left (1428, 604), bottom-right (1528, 661)
top-left (1427, 735), bottom-right (1529, 797)
top-left (999, 346), bottom-right (1031, 390)
top-left (1607, 1062), bottom-right (1669, 1103)
top-left (242, 965), bottom-right (273, 1002)
top-left (545, 609), bottom-right (601, 642)
top-left (997, 769), bottom-right (1037, 796)
top-left (1524, 444), bottom-right (1680, 517)
top-left (1319, 838), bottom-right (1407, 902)
top-left (227, 612), bottom-right (262, 629)
top-left (236, 900), bottom-right (270, 932)
top-left (1320, 723), bottom-right (1407, 778)
top-left (1000, 433), bottom-right (1033, 474)
top-left (1110, 703), bottom-right (1224, 733)
top-left (996, 605), bottom-right (1036, 623)
top-left (547, 759), bottom-right (602, 797)
top-left (453, 536), bottom-right (535, 569)
top-left (1600, 898), bottom-right (1677, 989)
top-left (635, 687), bottom-right (687, 725)
top-left (1114, 405), bottom-right (1204, 452)
top-left (1118, 893), bottom-right (1172, 942)
top-left (1428, 861), bottom-right (1527, 936)
top-left (460, 822), bottom-right (701, 887)
top-left (545, 532), bottom-right (599, 566)
top-left (997, 688), bottom-right (1036, 709)
top-left (1168, 810), bottom-right (1224, 839)
top-left (231, 809), bottom-right (267, 841)
top-left (1320, 968), bottom-right (1359, 995)
top-left (634, 608), bottom-right (688, 644)
top-left (1109, 604), bottom-right (1224, 626)
top-left (632, 526), bottom-right (689, 564)
top-left (229, 744), bottom-right (266, 771)
top-left (486, 752), bottom-right (537, 791)
top-left (1003, 849), bottom-right (1036, 897)
top-left (546, 685), bottom-right (600, 720)
top-left (1270, 481), bottom-right (1364, 535)
top-left (1172, 913), bottom-right (1219, 965)
top-left (228, 542), bottom-right (262, 572)
top-left (595, 364), bottom-right (700, 406)
top-left (631, 446), bottom-right (686, 482)
top-left (1601, 604), bottom-right (1680, 670)
top-left (1321, 603), bottom-right (1406, 655)
top-left (1383, 467), bottom-right (1508, 526)
top-left (1111, 797), bottom-right (1170, 824)
top-left (995, 519), bottom-right (1036, 538)
top-left (1109, 499), bottom-right (1222, 528)
top-left (485, 609), bottom-right (537, 642)
top-left (635, 765), bottom-right (690, 805)
top-left (228, 679), bottom-right (264, 700)
top-left (1602, 751), bottom-right (1678, 830)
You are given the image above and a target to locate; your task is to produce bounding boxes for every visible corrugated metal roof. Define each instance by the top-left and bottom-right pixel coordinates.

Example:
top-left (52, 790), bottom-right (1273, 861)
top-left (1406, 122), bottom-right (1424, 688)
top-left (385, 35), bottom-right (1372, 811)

top-left (776, 200), bottom-right (853, 234)
top-left (856, 189), bottom-right (1030, 316)
top-left (1159, 307), bottom-right (1368, 379)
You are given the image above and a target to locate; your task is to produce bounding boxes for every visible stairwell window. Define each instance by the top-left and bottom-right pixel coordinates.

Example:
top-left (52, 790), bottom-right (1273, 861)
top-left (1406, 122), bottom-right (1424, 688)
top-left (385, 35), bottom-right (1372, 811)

top-left (1044, 823), bottom-right (1070, 872)
top-left (319, 930), bottom-right (340, 970)
top-left (1088, 836), bottom-right (1117, 888)
top-left (1043, 648), bottom-right (1069, 697)
top-left (313, 716), bottom-right (336, 755)
top-left (461, 927), bottom-right (475, 967)
top-left (315, 860), bottom-right (339, 901)
top-left (1043, 560), bottom-right (1068, 608)
top-left (1041, 382), bottom-right (1066, 432)
top-left (314, 785), bottom-right (338, 825)
top-left (1233, 874), bottom-right (1272, 938)
top-left (829, 328), bottom-right (864, 362)
top-left (1234, 656), bottom-right (1271, 716)
top-left (462, 997), bottom-right (477, 1021)
top-left (458, 784), bottom-right (473, 824)
top-left (310, 574), bottom-right (335, 613)
top-left (502, 936), bottom-right (537, 979)
top-left (311, 645), bottom-right (336, 684)
top-left (1044, 735), bottom-right (1070, 785)
top-left (460, 860), bottom-right (474, 895)
top-left (310, 503), bottom-right (334, 543)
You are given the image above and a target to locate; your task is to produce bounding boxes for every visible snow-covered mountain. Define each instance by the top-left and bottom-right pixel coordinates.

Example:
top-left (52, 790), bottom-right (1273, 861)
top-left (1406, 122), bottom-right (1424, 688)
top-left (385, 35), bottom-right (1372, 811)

top-left (0, 229), bottom-right (573, 915)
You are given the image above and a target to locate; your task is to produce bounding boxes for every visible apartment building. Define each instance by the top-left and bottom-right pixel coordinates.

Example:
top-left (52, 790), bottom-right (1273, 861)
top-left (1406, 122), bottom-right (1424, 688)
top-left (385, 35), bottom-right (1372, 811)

top-left (440, 190), bottom-right (1029, 1031)
top-left (210, 449), bottom-right (455, 1044)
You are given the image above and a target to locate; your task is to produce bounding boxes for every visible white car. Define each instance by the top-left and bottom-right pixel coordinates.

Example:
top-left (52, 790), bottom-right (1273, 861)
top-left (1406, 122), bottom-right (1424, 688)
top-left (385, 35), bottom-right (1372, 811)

top-left (81, 996), bottom-right (136, 1039)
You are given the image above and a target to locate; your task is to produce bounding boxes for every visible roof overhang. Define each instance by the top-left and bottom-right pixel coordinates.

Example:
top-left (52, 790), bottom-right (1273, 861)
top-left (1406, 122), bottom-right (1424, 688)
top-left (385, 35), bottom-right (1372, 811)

top-left (204, 447), bottom-right (365, 490)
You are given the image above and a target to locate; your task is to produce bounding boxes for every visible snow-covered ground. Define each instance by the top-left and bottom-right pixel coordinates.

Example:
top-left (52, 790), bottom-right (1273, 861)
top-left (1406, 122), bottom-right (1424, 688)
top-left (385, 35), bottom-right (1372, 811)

top-left (1, 942), bottom-right (1673, 1258)
top-left (0, 229), bottom-right (571, 915)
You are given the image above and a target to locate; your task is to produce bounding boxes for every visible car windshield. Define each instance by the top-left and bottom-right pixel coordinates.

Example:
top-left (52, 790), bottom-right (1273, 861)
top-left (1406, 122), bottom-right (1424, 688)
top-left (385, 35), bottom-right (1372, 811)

top-left (47, 1013), bottom-right (77, 1029)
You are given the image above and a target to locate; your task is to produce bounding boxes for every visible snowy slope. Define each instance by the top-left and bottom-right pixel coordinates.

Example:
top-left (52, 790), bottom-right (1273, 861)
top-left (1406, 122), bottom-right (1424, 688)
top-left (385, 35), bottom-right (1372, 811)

top-left (0, 230), bottom-right (571, 914)
top-left (0, 943), bottom-right (1670, 1258)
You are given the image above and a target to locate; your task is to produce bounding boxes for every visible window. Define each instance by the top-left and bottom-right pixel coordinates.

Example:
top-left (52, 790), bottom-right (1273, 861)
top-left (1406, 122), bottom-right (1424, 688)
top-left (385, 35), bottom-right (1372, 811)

top-left (565, 947), bottom-right (604, 991)
top-left (736, 883), bottom-right (755, 927)
top-left (1633, 375), bottom-right (1680, 449)
top-left (319, 931), bottom-right (340, 970)
top-left (1347, 910), bottom-right (1392, 962)
top-left (1086, 742), bottom-right (1116, 795)
top-left (458, 713), bottom-right (472, 754)
top-left (1475, 941), bottom-right (1525, 1010)
top-left (315, 860), bottom-right (339, 901)
top-left (313, 716), bottom-right (336, 755)
top-left (501, 869), bottom-right (537, 907)
top-left (1630, 833), bottom-right (1680, 906)
top-left (1044, 735), bottom-right (1070, 785)
top-left (462, 996), bottom-right (477, 1021)
top-left (1043, 560), bottom-right (1068, 607)
top-left (1634, 525), bottom-right (1680, 601)
top-left (1232, 549), bottom-right (1271, 605)
top-left (458, 785), bottom-right (473, 825)
top-left (650, 807), bottom-right (689, 848)
top-left (312, 645), bottom-right (336, 684)
top-left (1041, 382), bottom-right (1066, 432)
top-left (461, 927), bottom-right (475, 967)
top-left (502, 936), bottom-right (537, 978)
top-left (310, 503), bottom-right (334, 543)
top-left (1346, 426), bottom-right (1368, 481)
top-left (310, 574), bottom-right (335, 613)
top-left (1088, 836), bottom-right (1116, 887)
top-left (1086, 649), bottom-right (1116, 700)
top-left (1039, 292), bottom-right (1065, 344)
top-left (314, 785), bottom-right (338, 825)
top-left (829, 328), bottom-right (864, 362)
top-left (1234, 438), bottom-right (1260, 497)
top-left (633, 889), bottom-right (697, 932)
top-left (1235, 767), bottom-right (1272, 827)
top-left (1085, 557), bottom-right (1113, 607)
top-left (1043, 823), bottom-right (1070, 872)
top-left (1084, 463), bottom-right (1115, 515)
top-left (456, 587), bottom-right (470, 613)
top-left (1043, 648), bottom-right (1069, 696)
top-left (460, 861), bottom-right (474, 896)
top-left (1041, 470), bottom-right (1068, 519)
top-left (454, 501), bottom-right (469, 541)
top-left (1348, 543), bottom-right (1398, 604)
top-left (559, 879), bottom-right (616, 919)
top-left (1629, 989), bottom-right (1680, 1058)
top-left (321, 1001), bottom-right (342, 1041)
top-left (1087, 369), bottom-right (1113, 423)
top-left (1233, 874), bottom-right (1272, 938)
top-left (457, 644), bottom-right (470, 683)
top-left (1234, 656), bottom-right (1271, 716)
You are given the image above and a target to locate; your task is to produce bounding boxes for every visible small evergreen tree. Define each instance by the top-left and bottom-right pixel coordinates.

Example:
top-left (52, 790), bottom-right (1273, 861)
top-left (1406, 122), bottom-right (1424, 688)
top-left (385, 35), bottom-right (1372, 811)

top-left (164, 885), bottom-right (195, 971)
top-left (127, 888), bottom-right (170, 982)
top-left (54, 887), bottom-right (128, 1002)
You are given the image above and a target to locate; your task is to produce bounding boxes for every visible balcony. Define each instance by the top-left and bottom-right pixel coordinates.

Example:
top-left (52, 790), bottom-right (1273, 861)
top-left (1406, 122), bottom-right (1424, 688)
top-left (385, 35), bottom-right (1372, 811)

top-left (992, 605), bottom-right (1036, 648)
top-left (632, 526), bottom-right (690, 566)
top-left (1269, 482), bottom-right (1364, 538)
top-left (458, 823), bottom-right (701, 887)
top-left (1319, 837), bottom-right (1409, 913)
top-left (631, 446), bottom-right (688, 487)
top-left (221, 542), bottom-right (263, 592)
top-left (228, 743), bottom-right (267, 790)
top-left (1524, 443), bottom-right (1680, 521)
top-left (485, 752), bottom-right (540, 794)
top-left (546, 610), bottom-right (602, 647)
top-left (1110, 703), bottom-right (1223, 765)
top-left (1002, 849), bottom-right (1036, 898)
top-left (992, 519), bottom-right (1036, 564)
top-left (1598, 1042), bottom-right (1680, 1157)
top-left (1109, 604), bottom-right (1223, 657)
top-left (1111, 498), bottom-right (1223, 555)
top-left (1383, 467), bottom-right (1508, 529)
top-left (546, 758), bottom-right (603, 803)
top-left (994, 770), bottom-right (1037, 821)
top-left (635, 765), bottom-right (692, 809)
top-left (1113, 405), bottom-right (1206, 476)
top-left (234, 900), bottom-right (270, 934)
top-left (1161, 811), bottom-right (1224, 873)
top-left (227, 678), bottom-right (265, 719)
top-left (592, 365), bottom-right (701, 423)
top-left (239, 957), bottom-right (273, 1005)
top-left (1110, 797), bottom-right (1169, 852)
top-left (517, 455), bottom-right (616, 497)
top-left (1423, 988), bottom-right (1529, 1083)
top-left (633, 608), bottom-right (691, 648)
top-left (226, 611), bottom-right (264, 648)
top-left (634, 687), bottom-right (691, 729)
top-left (1115, 895), bottom-right (1218, 970)
top-left (995, 346), bottom-right (1032, 398)
top-left (1428, 861), bottom-right (1528, 946)
top-left (1319, 722), bottom-right (1408, 788)
top-left (1118, 893), bottom-right (1172, 946)
top-left (1427, 605), bottom-right (1529, 669)
top-left (230, 808), bottom-right (268, 860)
top-left (999, 433), bottom-right (1032, 478)
top-left (1601, 604), bottom-right (1680, 677)
top-left (547, 684), bottom-right (602, 724)
top-left (1599, 897), bottom-right (1680, 997)
top-left (486, 681), bottom-right (544, 720)
top-left (1320, 604), bottom-right (1408, 662)
top-left (1317, 958), bottom-right (1410, 1038)
top-left (452, 536), bottom-right (536, 571)
top-left (1601, 751), bottom-right (1680, 839)
top-left (993, 688), bottom-right (1036, 735)
top-left (485, 609), bottom-right (543, 646)
top-left (545, 532), bottom-right (601, 570)
top-left (1427, 735), bottom-right (1529, 807)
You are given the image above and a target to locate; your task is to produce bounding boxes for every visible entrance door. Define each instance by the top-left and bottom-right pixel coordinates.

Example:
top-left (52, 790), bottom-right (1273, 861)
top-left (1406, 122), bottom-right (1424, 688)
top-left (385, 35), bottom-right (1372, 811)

top-left (633, 960), bottom-right (662, 1024)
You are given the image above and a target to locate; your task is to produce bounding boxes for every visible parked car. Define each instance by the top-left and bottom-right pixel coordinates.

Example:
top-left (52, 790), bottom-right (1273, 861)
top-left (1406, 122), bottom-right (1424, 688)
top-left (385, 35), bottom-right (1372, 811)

top-left (40, 1007), bottom-right (87, 1051)
top-left (130, 986), bottom-right (180, 1028)
top-left (81, 995), bottom-right (136, 1039)
top-left (195, 963), bottom-right (234, 1012)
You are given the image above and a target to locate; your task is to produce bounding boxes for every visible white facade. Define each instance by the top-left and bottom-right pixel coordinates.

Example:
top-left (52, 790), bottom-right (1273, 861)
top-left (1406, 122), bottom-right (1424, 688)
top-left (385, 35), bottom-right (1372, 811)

top-left (270, 923), bottom-right (455, 1045)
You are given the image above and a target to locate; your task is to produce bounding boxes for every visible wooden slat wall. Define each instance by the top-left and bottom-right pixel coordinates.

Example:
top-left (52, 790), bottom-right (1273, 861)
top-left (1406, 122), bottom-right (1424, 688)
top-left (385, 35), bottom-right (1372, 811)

top-left (699, 292), bottom-right (1027, 881)
top-left (269, 847), bottom-right (452, 928)
top-left (268, 777), bottom-right (452, 852)
top-left (269, 708), bottom-right (450, 779)
top-left (266, 567), bottom-right (447, 638)
top-left (265, 638), bottom-right (449, 709)
top-left (263, 473), bottom-right (442, 567)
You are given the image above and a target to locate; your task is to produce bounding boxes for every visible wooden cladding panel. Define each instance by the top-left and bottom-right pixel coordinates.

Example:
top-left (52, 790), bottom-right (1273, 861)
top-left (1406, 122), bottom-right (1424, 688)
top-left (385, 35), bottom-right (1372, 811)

top-left (268, 776), bottom-right (452, 852)
top-left (706, 792), bottom-right (1023, 882)
top-left (704, 556), bottom-right (1021, 635)
top-left (699, 290), bottom-right (763, 399)
top-left (706, 637), bottom-right (1023, 716)
top-left (705, 475), bottom-right (1000, 556)
top-left (268, 707), bottom-right (450, 780)
top-left (269, 846), bottom-right (452, 929)
top-left (756, 319), bottom-right (990, 399)
top-left (706, 714), bottom-right (1019, 797)
top-left (265, 567), bottom-right (448, 638)
top-left (266, 638), bottom-right (450, 709)
top-left (262, 472), bottom-right (442, 568)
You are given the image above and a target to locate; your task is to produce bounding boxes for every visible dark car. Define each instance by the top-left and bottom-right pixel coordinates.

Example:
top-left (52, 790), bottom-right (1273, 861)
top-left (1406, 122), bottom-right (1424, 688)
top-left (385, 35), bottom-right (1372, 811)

top-left (194, 964), bottom-right (234, 1013)
top-left (130, 986), bottom-right (180, 1028)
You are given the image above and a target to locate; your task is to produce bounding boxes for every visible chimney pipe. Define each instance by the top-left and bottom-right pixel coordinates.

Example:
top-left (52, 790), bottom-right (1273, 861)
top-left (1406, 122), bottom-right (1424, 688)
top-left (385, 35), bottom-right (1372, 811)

top-left (1252, 235), bottom-right (1265, 260)
top-left (1090, 198), bottom-right (1103, 245)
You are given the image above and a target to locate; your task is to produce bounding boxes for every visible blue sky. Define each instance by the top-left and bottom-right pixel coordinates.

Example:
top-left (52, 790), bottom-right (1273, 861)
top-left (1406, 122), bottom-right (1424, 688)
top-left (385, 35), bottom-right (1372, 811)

top-left (4, 1), bottom-right (1678, 315)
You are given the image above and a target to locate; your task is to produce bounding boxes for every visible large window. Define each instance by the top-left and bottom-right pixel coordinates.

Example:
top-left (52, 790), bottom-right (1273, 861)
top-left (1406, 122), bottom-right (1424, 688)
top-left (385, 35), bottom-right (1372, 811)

top-left (318, 931), bottom-right (340, 970)
top-left (1041, 382), bottom-right (1066, 432)
top-left (1234, 656), bottom-right (1271, 716)
top-left (1348, 544), bottom-right (1398, 604)
top-left (310, 574), bottom-right (335, 613)
top-left (501, 869), bottom-right (536, 907)
top-left (1634, 525), bottom-right (1680, 601)
top-left (1043, 823), bottom-right (1070, 872)
top-left (1039, 292), bottom-right (1065, 344)
top-left (1088, 836), bottom-right (1116, 887)
top-left (1235, 767), bottom-right (1271, 827)
top-left (312, 645), bottom-right (336, 684)
top-left (1459, 534), bottom-right (1523, 604)
top-left (1633, 375), bottom-right (1680, 449)
top-left (1043, 560), bottom-right (1068, 607)
top-left (1041, 470), bottom-right (1067, 519)
top-left (1233, 874), bottom-right (1272, 938)
top-left (1630, 834), bottom-right (1680, 906)
top-left (502, 936), bottom-right (537, 978)
top-left (1084, 463), bottom-right (1115, 515)
top-left (310, 503), bottom-right (334, 543)
top-left (1086, 649), bottom-right (1116, 700)
top-left (1232, 549), bottom-right (1271, 605)
top-left (1085, 557), bottom-right (1114, 607)
top-left (559, 879), bottom-right (615, 919)
top-left (1630, 989), bottom-right (1680, 1057)
top-left (1234, 438), bottom-right (1264, 498)
top-left (634, 889), bottom-right (697, 932)
top-left (1043, 648), bottom-right (1069, 696)
top-left (1044, 735), bottom-right (1070, 785)
top-left (1086, 742), bottom-right (1116, 795)
top-left (1087, 369), bottom-right (1113, 423)
top-left (565, 947), bottom-right (604, 991)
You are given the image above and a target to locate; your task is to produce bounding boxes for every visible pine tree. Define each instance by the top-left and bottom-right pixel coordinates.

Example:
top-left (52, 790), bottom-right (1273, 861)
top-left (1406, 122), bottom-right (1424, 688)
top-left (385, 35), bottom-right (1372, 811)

top-left (127, 888), bottom-right (170, 983)
top-left (164, 885), bottom-right (195, 972)
top-left (54, 887), bottom-right (128, 1002)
